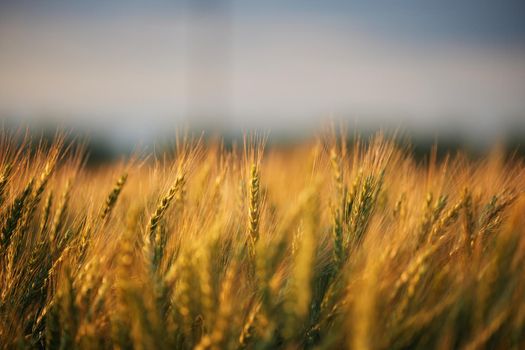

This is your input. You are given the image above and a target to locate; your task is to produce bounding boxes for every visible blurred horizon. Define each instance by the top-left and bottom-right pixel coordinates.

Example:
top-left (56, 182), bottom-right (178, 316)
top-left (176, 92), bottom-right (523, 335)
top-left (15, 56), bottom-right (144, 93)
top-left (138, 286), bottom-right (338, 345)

top-left (1, 0), bottom-right (524, 151)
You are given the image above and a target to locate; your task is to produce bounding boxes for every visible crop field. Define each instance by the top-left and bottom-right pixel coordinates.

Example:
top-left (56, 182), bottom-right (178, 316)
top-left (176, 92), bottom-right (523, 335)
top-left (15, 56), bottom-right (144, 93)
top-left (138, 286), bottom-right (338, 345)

top-left (0, 132), bottom-right (524, 349)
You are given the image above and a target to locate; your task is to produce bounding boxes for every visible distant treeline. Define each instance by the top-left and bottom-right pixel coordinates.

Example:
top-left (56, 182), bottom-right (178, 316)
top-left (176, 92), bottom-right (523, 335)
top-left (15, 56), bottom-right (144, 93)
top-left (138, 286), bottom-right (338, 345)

top-left (3, 125), bottom-right (524, 165)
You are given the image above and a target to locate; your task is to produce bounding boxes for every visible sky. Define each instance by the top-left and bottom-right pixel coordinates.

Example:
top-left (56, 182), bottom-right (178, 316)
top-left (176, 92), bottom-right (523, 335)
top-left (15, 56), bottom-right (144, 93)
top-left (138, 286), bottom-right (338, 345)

top-left (0, 0), bottom-right (524, 147)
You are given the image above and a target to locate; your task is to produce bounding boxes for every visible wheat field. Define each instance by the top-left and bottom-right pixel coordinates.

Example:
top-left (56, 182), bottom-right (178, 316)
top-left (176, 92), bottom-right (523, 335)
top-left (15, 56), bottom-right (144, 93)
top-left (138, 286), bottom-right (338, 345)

top-left (0, 131), bottom-right (524, 349)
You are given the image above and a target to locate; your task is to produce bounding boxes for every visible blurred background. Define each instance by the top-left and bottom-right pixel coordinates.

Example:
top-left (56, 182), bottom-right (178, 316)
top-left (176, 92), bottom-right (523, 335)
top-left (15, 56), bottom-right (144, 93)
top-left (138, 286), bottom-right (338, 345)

top-left (1, 0), bottom-right (524, 157)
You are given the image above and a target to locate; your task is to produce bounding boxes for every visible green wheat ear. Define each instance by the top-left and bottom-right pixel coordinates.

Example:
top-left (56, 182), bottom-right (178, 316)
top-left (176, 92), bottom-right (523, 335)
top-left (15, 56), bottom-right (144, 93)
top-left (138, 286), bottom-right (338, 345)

top-left (1, 178), bottom-right (34, 251)
top-left (100, 172), bottom-right (128, 221)
top-left (148, 172), bottom-right (185, 237)
top-left (39, 191), bottom-right (53, 237)
top-left (50, 180), bottom-right (71, 246)
top-left (247, 163), bottom-right (260, 258)
top-left (146, 171), bottom-right (185, 272)
top-left (0, 163), bottom-right (13, 206)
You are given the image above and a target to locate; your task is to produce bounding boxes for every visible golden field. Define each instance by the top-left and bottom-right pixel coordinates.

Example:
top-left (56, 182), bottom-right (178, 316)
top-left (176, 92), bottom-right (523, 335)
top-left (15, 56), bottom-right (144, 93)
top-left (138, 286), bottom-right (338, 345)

top-left (0, 132), bottom-right (524, 349)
